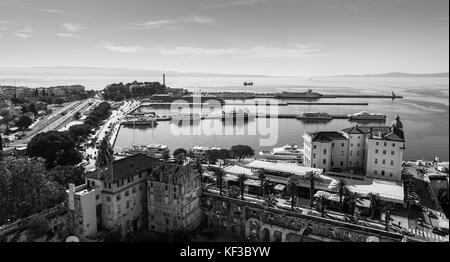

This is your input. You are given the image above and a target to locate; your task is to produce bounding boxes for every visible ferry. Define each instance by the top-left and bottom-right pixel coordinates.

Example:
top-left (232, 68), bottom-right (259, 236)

top-left (243, 81), bottom-right (254, 86)
top-left (191, 146), bottom-right (222, 159)
top-left (274, 89), bottom-right (324, 99)
top-left (259, 145), bottom-right (303, 161)
top-left (297, 112), bottom-right (332, 120)
top-left (121, 114), bottom-right (158, 126)
top-left (120, 144), bottom-right (169, 159)
top-left (348, 111), bottom-right (386, 121)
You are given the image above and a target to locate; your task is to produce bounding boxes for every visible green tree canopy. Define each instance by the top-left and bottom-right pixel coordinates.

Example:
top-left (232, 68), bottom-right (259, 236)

top-left (16, 115), bottom-right (33, 130)
top-left (230, 145), bottom-right (254, 161)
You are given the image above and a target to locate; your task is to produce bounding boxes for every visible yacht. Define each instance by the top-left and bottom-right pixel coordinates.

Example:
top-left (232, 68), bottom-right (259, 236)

top-left (171, 113), bottom-right (205, 122)
top-left (259, 145), bottom-right (303, 161)
top-left (222, 108), bottom-right (254, 120)
top-left (348, 111), bottom-right (386, 121)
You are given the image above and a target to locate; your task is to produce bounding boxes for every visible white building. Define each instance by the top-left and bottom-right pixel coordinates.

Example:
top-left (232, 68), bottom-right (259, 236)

top-left (303, 116), bottom-right (405, 182)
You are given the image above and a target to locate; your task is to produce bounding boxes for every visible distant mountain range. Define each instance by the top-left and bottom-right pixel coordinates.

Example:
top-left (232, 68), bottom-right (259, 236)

top-left (333, 72), bottom-right (449, 78)
top-left (0, 67), bottom-right (448, 78)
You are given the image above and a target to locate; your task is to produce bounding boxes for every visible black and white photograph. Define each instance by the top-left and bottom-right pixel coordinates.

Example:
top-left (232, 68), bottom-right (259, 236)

top-left (0, 0), bottom-right (448, 251)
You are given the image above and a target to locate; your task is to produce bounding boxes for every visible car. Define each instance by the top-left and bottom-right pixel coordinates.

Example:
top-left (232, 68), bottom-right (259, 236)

top-left (427, 212), bottom-right (438, 219)
top-left (432, 227), bottom-right (447, 236)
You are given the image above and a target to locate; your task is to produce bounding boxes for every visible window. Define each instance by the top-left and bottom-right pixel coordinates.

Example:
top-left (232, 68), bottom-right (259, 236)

top-left (382, 159), bottom-right (386, 164)
top-left (375, 149), bottom-right (379, 154)
top-left (341, 143), bottom-right (345, 147)
top-left (341, 151), bottom-right (344, 156)
top-left (104, 182), bottom-right (107, 188)
top-left (139, 184), bottom-right (143, 191)
top-left (139, 173), bottom-right (142, 179)
top-left (357, 151), bottom-right (360, 156)
top-left (323, 149), bottom-right (327, 155)
top-left (174, 186), bottom-right (177, 192)
top-left (381, 170), bottom-right (385, 176)
top-left (349, 161), bottom-right (352, 166)
top-left (376, 142), bottom-right (379, 146)
top-left (96, 195), bottom-right (100, 200)
top-left (391, 151), bottom-right (395, 156)
top-left (350, 151), bottom-right (353, 156)
top-left (125, 190), bottom-right (130, 197)
top-left (356, 161), bottom-right (359, 166)
top-left (126, 201), bottom-right (130, 209)
top-left (132, 187), bottom-right (136, 194)
top-left (374, 170), bottom-right (378, 175)
top-left (392, 143), bottom-right (396, 147)
top-left (389, 172), bottom-right (393, 177)
top-left (116, 194), bottom-right (121, 201)
top-left (351, 143), bottom-right (353, 147)
top-left (323, 159), bottom-right (326, 164)
top-left (150, 182), bottom-right (153, 188)
top-left (165, 185), bottom-right (168, 190)
top-left (340, 161), bottom-right (344, 166)
top-left (313, 153), bottom-right (316, 159)
top-left (384, 142), bottom-right (387, 146)
top-left (357, 143), bottom-right (360, 147)
top-left (358, 136), bottom-right (360, 139)
top-left (116, 182), bottom-right (120, 187)
top-left (375, 159), bottom-right (378, 164)
top-left (107, 196), bottom-right (111, 202)
top-left (390, 160), bottom-right (394, 166)
top-left (332, 143), bottom-right (335, 147)
top-left (313, 164), bottom-right (316, 168)
top-left (382, 150), bottom-right (386, 155)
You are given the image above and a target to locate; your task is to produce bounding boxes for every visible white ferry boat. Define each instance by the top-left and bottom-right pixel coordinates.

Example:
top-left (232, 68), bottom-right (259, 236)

top-left (171, 113), bottom-right (205, 122)
top-left (348, 111), bottom-right (386, 120)
top-left (259, 145), bottom-right (303, 161)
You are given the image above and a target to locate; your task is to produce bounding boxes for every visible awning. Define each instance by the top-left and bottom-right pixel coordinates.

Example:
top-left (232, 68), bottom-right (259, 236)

top-left (274, 184), bottom-right (286, 191)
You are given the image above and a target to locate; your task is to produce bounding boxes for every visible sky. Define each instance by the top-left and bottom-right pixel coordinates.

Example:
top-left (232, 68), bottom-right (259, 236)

top-left (0, 0), bottom-right (448, 76)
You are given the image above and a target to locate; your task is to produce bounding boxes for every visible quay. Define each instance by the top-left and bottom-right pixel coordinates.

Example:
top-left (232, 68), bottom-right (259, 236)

top-left (207, 91), bottom-right (402, 100)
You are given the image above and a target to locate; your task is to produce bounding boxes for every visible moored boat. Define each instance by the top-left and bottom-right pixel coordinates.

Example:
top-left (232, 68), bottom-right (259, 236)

top-left (259, 144), bottom-right (303, 161)
top-left (348, 111), bottom-right (386, 120)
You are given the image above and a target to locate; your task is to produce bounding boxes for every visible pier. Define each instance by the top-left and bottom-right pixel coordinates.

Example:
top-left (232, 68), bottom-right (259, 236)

top-left (207, 91), bottom-right (402, 100)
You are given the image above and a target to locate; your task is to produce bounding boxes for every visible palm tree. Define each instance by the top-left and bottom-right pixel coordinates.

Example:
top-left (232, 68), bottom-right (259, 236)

top-left (287, 177), bottom-right (298, 211)
top-left (315, 195), bottom-right (328, 217)
top-left (368, 192), bottom-right (381, 220)
top-left (193, 159), bottom-right (204, 182)
top-left (212, 167), bottom-right (225, 195)
top-left (305, 171), bottom-right (319, 208)
top-left (236, 173), bottom-right (247, 200)
top-left (257, 171), bottom-right (266, 198)
top-left (346, 192), bottom-right (363, 218)
top-left (264, 194), bottom-right (277, 207)
top-left (331, 179), bottom-right (350, 209)
top-left (382, 202), bottom-right (394, 231)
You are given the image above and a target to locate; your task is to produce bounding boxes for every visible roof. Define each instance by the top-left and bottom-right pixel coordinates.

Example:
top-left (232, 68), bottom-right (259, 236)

top-left (223, 165), bottom-right (255, 177)
top-left (328, 178), bottom-right (404, 203)
top-left (246, 160), bottom-right (324, 177)
top-left (342, 125), bottom-right (405, 142)
top-left (342, 126), bottom-right (366, 134)
top-left (87, 154), bottom-right (162, 182)
top-left (306, 131), bottom-right (348, 142)
top-left (148, 163), bottom-right (197, 184)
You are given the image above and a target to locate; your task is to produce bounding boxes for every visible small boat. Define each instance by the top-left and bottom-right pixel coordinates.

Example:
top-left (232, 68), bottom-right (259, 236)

top-left (222, 108), bottom-right (254, 120)
top-left (348, 111), bottom-right (386, 120)
top-left (243, 81), bottom-right (254, 86)
top-left (259, 145), bottom-right (303, 161)
top-left (297, 112), bottom-right (332, 120)
top-left (120, 144), bottom-right (169, 159)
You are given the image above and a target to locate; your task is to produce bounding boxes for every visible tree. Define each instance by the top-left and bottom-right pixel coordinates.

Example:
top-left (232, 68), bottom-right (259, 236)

top-left (27, 216), bottom-right (50, 240)
top-left (73, 111), bottom-right (81, 120)
top-left (0, 109), bottom-right (12, 131)
top-left (331, 179), bottom-right (350, 209)
top-left (0, 157), bottom-right (65, 225)
top-left (315, 195), bottom-right (328, 217)
top-left (218, 149), bottom-right (231, 165)
top-left (382, 202), bottom-right (394, 231)
top-left (368, 192), bottom-right (381, 220)
top-left (55, 98), bottom-right (65, 105)
top-left (41, 89), bottom-right (47, 97)
top-left (161, 150), bottom-right (170, 162)
top-left (96, 137), bottom-right (114, 167)
top-left (27, 131), bottom-right (82, 168)
top-left (305, 171), bottom-right (319, 207)
top-left (69, 124), bottom-right (91, 142)
top-left (287, 177), bottom-right (298, 211)
top-left (29, 103), bottom-right (38, 115)
top-left (211, 167), bottom-right (225, 195)
top-left (257, 171), bottom-right (266, 197)
top-left (236, 173), bottom-right (247, 200)
top-left (264, 194), bottom-right (277, 208)
top-left (16, 115), bottom-right (33, 130)
top-left (47, 165), bottom-right (85, 187)
top-left (173, 148), bottom-right (187, 158)
top-left (205, 149), bottom-right (220, 166)
top-left (230, 145), bottom-right (254, 161)
top-left (34, 88), bottom-right (39, 97)
top-left (346, 192), bottom-right (363, 218)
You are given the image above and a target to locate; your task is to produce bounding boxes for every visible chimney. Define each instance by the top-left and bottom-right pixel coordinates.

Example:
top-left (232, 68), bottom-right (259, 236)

top-left (163, 74), bottom-right (166, 86)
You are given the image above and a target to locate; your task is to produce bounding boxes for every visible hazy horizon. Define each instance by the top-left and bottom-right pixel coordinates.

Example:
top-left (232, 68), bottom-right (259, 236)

top-left (0, 0), bottom-right (448, 76)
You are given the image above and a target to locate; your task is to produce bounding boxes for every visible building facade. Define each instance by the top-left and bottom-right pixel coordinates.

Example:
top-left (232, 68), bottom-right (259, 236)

top-left (303, 116), bottom-right (405, 182)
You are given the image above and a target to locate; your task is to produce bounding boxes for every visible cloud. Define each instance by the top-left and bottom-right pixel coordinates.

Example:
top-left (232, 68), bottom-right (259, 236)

top-left (61, 23), bottom-right (85, 32)
top-left (126, 15), bottom-right (215, 30)
top-left (156, 44), bottom-right (327, 59)
top-left (15, 33), bottom-right (30, 39)
top-left (203, 0), bottom-right (271, 9)
top-left (57, 33), bottom-right (78, 38)
top-left (98, 42), bottom-right (146, 53)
